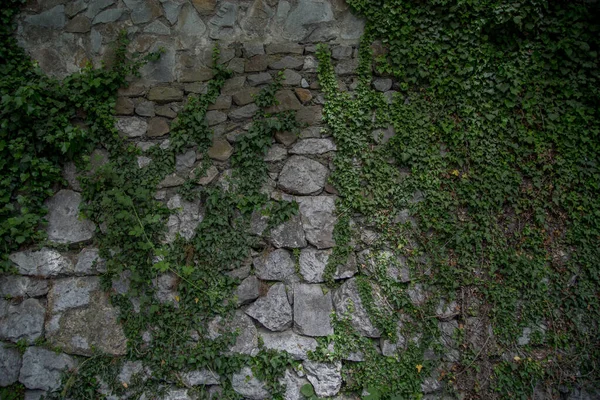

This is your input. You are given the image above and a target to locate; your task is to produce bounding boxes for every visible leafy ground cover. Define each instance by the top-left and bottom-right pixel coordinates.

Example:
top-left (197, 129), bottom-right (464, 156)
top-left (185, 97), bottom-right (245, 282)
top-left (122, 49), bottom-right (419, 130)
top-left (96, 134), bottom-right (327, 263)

top-left (312, 0), bottom-right (600, 397)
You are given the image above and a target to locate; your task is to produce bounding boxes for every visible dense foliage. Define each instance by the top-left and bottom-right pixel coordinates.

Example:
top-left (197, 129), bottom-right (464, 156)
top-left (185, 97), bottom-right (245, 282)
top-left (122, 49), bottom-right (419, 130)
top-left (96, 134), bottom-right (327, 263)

top-left (315, 0), bottom-right (600, 397)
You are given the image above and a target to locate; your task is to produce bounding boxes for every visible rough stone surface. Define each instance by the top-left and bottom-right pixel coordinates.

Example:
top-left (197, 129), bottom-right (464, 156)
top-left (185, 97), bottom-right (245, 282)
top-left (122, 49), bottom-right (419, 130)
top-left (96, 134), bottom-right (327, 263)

top-left (299, 247), bottom-right (331, 283)
top-left (25, 5), bottom-right (66, 28)
top-left (282, 69), bottom-right (302, 86)
top-left (266, 90), bottom-right (302, 113)
top-left (270, 215), bottom-right (308, 249)
top-left (372, 78), bottom-right (393, 92)
top-left (236, 275), bottom-right (260, 305)
top-left (233, 87), bottom-right (261, 106)
top-left (148, 87), bottom-right (183, 102)
top-left (278, 156), bottom-right (328, 195)
top-left (290, 138), bottom-right (336, 155)
top-left (247, 72), bottom-right (273, 86)
top-left (19, 347), bottom-right (76, 391)
top-left (46, 286), bottom-right (127, 356)
top-left (208, 310), bottom-right (258, 355)
top-left (116, 117), bottom-right (147, 138)
top-left (47, 276), bottom-right (99, 314)
top-left (232, 367), bottom-right (270, 400)
top-left (254, 249), bottom-right (296, 282)
top-left (296, 196), bottom-right (336, 249)
top-left (0, 298), bottom-right (45, 344)
top-left (165, 194), bottom-right (202, 242)
top-left (45, 190), bottom-right (95, 244)
top-left (332, 278), bottom-right (381, 338)
top-left (258, 329), bottom-right (317, 360)
top-left (280, 369), bottom-right (310, 400)
top-left (92, 8), bottom-right (123, 24)
top-left (293, 283), bottom-right (333, 337)
top-left (175, 149), bottom-right (197, 170)
top-left (0, 342), bottom-right (21, 386)
top-left (208, 137), bottom-right (234, 161)
top-left (0, 276), bottom-right (49, 298)
top-left (206, 110), bottom-right (227, 126)
top-left (303, 360), bottom-right (342, 397)
top-left (9, 248), bottom-right (73, 277)
top-left (229, 103), bottom-right (259, 121)
top-left (264, 144), bottom-right (287, 162)
top-left (275, 131), bottom-right (298, 147)
top-left (246, 283), bottom-right (292, 332)
top-left (124, 0), bottom-right (162, 24)
top-left (181, 369), bottom-right (220, 386)
top-left (196, 165), bottom-right (219, 185)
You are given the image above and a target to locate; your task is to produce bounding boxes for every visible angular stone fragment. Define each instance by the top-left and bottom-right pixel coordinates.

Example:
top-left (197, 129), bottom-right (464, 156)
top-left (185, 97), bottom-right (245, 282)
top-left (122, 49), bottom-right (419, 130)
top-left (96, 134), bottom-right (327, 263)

top-left (45, 190), bottom-right (95, 244)
top-left (258, 329), bottom-right (317, 360)
top-left (66, 14), bottom-right (91, 32)
top-left (206, 110), bottom-right (227, 126)
top-left (372, 78), bottom-right (393, 92)
top-left (164, 194), bottom-right (202, 242)
top-left (332, 278), bottom-right (381, 337)
top-left (279, 369), bottom-right (310, 400)
top-left (196, 165), bottom-right (219, 185)
top-left (270, 56), bottom-right (304, 70)
top-left (221, 76), bottom-right (246, 94)
top-left (275, 131), bottom-right (298, 147)
top-left (290, 138), bottom-right (336, 155)
top-left (208, 94), bottom-right (232, 110)
top-left (176, 150), bottom-right (197, 171)
top-left (266, 43), bottom-right (304, 55)
top-left (296, 196), bottom-right (336, 249)
top-left (295, 106), bottom-right (323, 125)
top-left (253, 249), bottom-right (296, 282)
top-left (245, 55), bottom-right (269, 72)
top-left (19, 347), bottom-right (76, 391)
top-left (331, 46), bottom-right (353, 60)
top-left (148, 87), bottom-right (183, 102)
top-left (158, 173), bottom-right (185, 189)
top-left (181, 369), bottom-right (220, 386)
top-left (45, 289), bottom-right (127, 356)
top-left (282, 69), bottom-right (302, 86)
top-left (334, 59), bottom-right (359, 76)
top-left (208, 310), bottom-right (258, 355)
top-left (25, 5), bottom-right (66, 28)
top-left (115, 96), bottom-right (134, 115)
top-left (299, 248), bottom-right (331, 283)
top-left (293, 283), bottom-right (333, 337)
top-left (47, 276), bottom-right (99, 314)
top-left (9, 248), bottom-right (73, 277)
top-left (334, 252), bottom-right (358, 280)
top-left (278, 156), bottom-right (327, 195)
top-left (246, 283), bottom-right (292, 331)
top-left (208, 138), bottom-right (234, 161)
top-left (144, 20), bottom-right (171, 35)
top-left (247, 72), bottom-right (273, 86)
top-left (230, 104), bottom-right (259, 121)
top-left (303, 360), bottom-right (342, 397)
top-left (92, 8), bottom-right (123, 24)
top-left (232, 87), bottom-right (261, 106)
top-left (147, 117), bottom-right (170, 137)
top-left (294, 88), bottom-right (312, 103)
top-left (264, 144), bottom-right (287, 162)
top-left (0, 298), bottom-right (45, 344)
top-left (0, 276), bottom-right (48, 298)
top-left (136, 100), bottom-right (155, 117)
top-left (270, 215), bottom-right (307, 249)
top-left (236, 276), bottom-right (260, 305)
top-left (117, 116), bottom-right (147, 137)
top-left (232, 367), bottom-right (270, 400)
top-left (0, 342), bottom-right (21, 386)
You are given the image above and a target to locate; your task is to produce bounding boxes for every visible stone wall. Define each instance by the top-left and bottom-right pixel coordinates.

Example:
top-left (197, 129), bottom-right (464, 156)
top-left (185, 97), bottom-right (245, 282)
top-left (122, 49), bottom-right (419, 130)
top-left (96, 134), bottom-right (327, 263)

top-left (0, 1), bottom-right (464, 399)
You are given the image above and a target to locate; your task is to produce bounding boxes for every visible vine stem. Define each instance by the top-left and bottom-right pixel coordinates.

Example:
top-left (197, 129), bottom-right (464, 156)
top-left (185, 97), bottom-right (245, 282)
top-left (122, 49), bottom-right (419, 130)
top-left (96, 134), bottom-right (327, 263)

top-left (129, 200), bottom-right (206, 295)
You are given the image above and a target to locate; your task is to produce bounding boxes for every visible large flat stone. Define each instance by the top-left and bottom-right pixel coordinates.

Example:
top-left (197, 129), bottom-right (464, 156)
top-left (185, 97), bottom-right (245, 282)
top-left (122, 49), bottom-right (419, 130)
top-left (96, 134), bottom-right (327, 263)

top-left (332, 278), bottom-right (381, 338)
top-left (258, 329), bottom-right (317, 360)
top-left (19, 347), bottom-right (76, 391)
top-left (9, 248), bottom-right (73, 277)
top-left (207, 310), bottom-right (258, 356)
top-left (181, 369), bottom-right (220, 386)
top-left (253, 249), bottom-right (296, 282)
top-left (303, 360), bottom-right (342, 397)
top-left (232, 367), bottom-right (270, 400)
top-left (116, 117), bottom-right (147, 137)
top-left (236, 275), bottom-right (260, 305)
top-left (299, 247), bottom-right (331, 283)
top-left (25, 5), bottom-right (66, 28)
top-left (45, 278), bottom-right (126, 356)
top-left (283, 0), bottom-right (333, 41)
top-left (278, 156), bottom-right (328, 195)
top-left (0, 342), bottom-right (21, 386)
top-left (245, 283), bottom-right (292, 332)
top-left (0, 275), bottom-right (49, 298)
top-left (270, 215), bottom-right (307, 249)
top-left (290, 138), bottom-right (336, 155)
top-left (296, 196), bottom-right (336, 249)
top-left (293, 283), bottom-right (333, 337)
top-left (45, 190), bottom-right (95, 244)
top-left (0, 298), bottom-right (45, 344)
